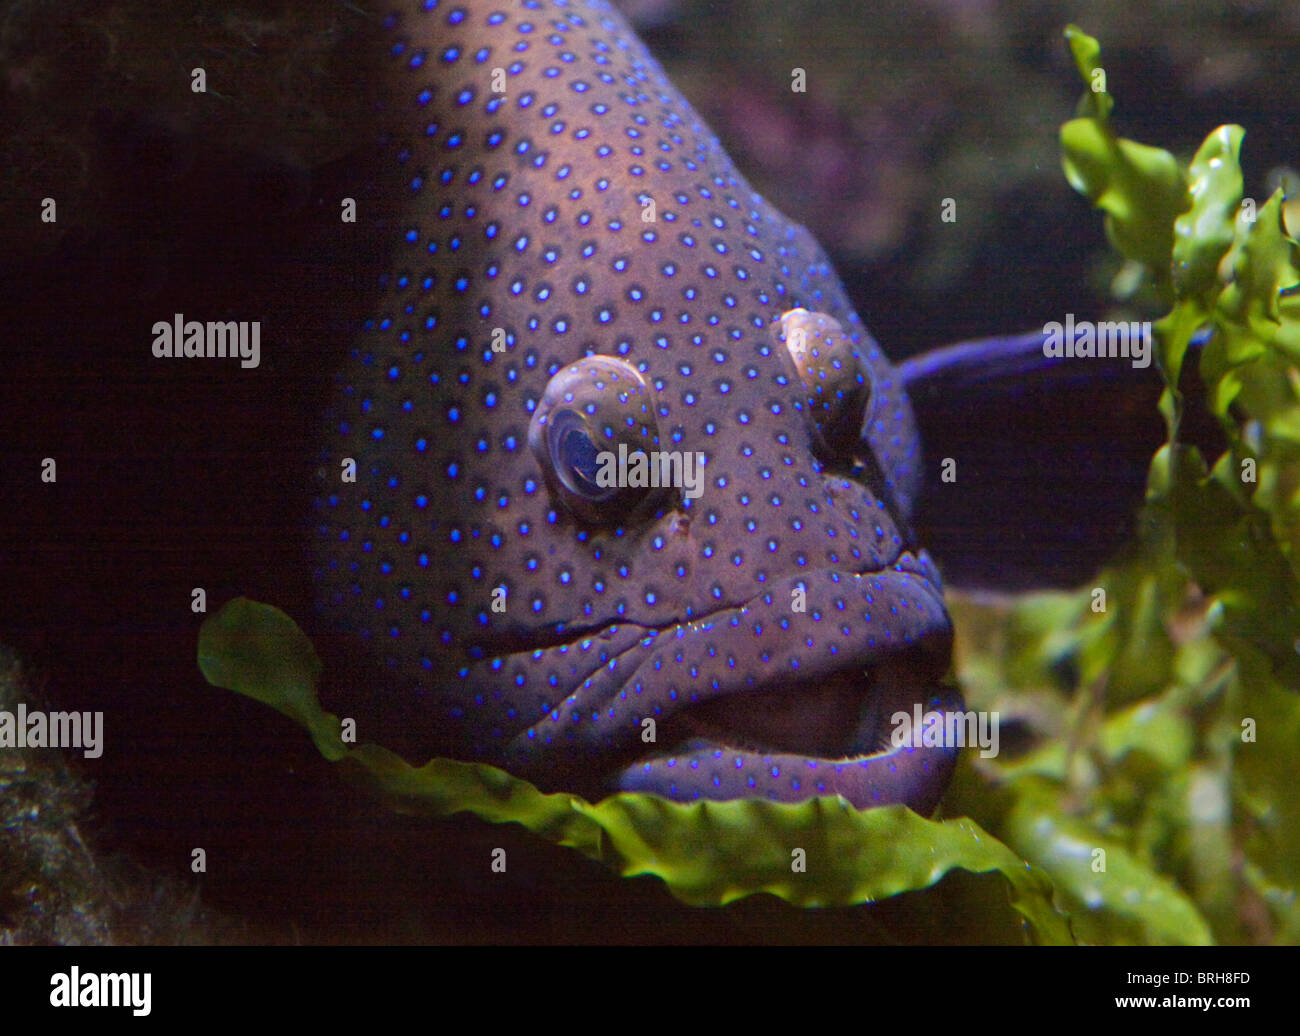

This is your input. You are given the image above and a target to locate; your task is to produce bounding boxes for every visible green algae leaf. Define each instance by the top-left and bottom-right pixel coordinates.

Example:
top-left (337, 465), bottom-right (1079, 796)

top-left (1060, 27), bottom-right (1189, 293)
top-left (946, 27), bottom-right (1300, 945)
top-left (1060, 119), bottom-right (1187, 287)
top-left (197, 597), bottom-right (1072, 941)
top-left (197, 596), bottom-right (344, 762)
top-left (575, 793), bottom-right (1063, 927)
top-left (1004, 779), bottom-right (1213, 946)
top-left (1063, 25), bottom-right (1112, 123)
top-left (1204, 191), bottom-right (1300, 588)
top-left (915, 26), bottom-right (1300, 946)
top-left (1234, 677), bottom-right (1300, 850)
top-left (1153, 122), bottom-right (1243, 431)
top-left (1058, 28), bottom-right (1300, 684)
top-left (1228, 674), bottom-right (1300, 943)
top-left (1215, 190), bottom-right (1300, 351)
top-left (1166, 450), bottom-right (1300, 686)
top-left (1172, 125), bottom-right (1244, 300)
top-left (1097, 695), bottom-right (1194, 774)
top-left (1153, 305), bottom-right (1209, 439)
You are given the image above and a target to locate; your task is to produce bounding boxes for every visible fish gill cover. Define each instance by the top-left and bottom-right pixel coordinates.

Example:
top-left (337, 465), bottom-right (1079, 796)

top-left (199, 27), bottom-right (1300, 944)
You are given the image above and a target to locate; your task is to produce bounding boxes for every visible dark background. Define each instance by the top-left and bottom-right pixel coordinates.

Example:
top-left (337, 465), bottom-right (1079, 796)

top-left (0, 0), bottom-right (1291, 941)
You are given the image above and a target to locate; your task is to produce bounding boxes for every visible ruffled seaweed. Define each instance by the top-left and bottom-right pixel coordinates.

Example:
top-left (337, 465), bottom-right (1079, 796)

top-left (949, 26), bottom-right (1300, 944)
top-left (198, 596), bottom-right (1072, 940)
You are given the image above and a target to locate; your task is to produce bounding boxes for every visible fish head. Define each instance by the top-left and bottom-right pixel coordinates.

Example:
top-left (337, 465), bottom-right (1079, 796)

top-left (313, 0), bottom-right (962, 813)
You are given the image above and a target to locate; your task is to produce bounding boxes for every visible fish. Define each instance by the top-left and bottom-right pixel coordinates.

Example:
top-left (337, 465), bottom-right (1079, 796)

top-left (310, 0), bottom-right (1159, 813)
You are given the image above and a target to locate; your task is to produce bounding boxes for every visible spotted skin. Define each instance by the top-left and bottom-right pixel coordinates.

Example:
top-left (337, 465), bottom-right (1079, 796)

top-left (314, 0), bottom-right (962, 811)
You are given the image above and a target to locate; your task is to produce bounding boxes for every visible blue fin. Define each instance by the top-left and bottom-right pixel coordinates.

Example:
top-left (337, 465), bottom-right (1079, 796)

top-left (901, 326), bottom-right (1218, 591)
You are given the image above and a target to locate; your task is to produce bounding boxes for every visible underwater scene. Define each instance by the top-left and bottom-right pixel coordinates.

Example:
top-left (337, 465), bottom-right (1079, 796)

top-left (2, 0), bottom-right (1299, 950)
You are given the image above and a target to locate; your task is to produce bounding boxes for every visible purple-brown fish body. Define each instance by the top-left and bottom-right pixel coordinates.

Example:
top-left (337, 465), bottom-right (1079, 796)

top-left (314, 0), bottom-right (963, 812)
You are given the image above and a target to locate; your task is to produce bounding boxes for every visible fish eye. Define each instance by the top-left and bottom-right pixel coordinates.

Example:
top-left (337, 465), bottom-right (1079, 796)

top-left (777, 308), bottom-right (876, 456)
top-left (529, 355), bottom-right (662, 522)
top-left (550, 410), bottom-right (609, 497)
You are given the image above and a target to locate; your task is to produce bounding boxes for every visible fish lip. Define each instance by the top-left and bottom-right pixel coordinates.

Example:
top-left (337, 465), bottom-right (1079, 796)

top-left (610, 681), bottom-right (965, 815)
top-left (503, 550), bottom-right (958, 811)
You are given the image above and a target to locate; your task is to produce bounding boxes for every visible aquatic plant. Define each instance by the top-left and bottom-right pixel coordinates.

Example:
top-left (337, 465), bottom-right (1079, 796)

top-left (199, 27), bottom-right (1300, 944)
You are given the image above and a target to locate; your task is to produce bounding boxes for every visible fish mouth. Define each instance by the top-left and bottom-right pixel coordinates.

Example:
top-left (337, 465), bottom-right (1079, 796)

top-left (504, 552), bottom-right (963, 813)
top-left (617, 658), bottom-right (963, 815)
